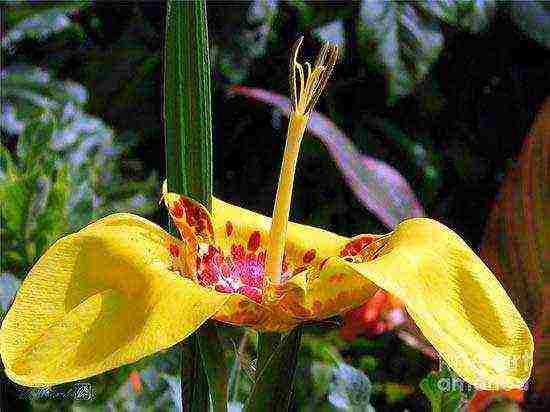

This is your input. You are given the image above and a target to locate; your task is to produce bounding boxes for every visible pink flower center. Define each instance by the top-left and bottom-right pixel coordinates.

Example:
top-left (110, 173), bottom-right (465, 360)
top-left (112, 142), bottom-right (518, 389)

top-left (196, 243), bottom-right (268, 303)
top-left (169, 229), bottom-right (305, 304)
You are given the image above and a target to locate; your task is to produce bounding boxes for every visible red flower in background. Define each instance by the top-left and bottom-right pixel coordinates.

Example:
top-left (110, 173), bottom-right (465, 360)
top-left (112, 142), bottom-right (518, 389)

top-left (340, 290), bottom-right (405, 341)
top-left (467, 389), bottom-right (524, 412)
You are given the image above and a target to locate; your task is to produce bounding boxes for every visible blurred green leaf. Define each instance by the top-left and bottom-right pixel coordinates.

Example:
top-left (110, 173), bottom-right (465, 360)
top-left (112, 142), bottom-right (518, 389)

top-left (314, 19), bottom-right (345, 49)
top-left (0, 273), bottom-right (21, 314)
top-left (420, 360), bottom-right (475, 412)
top-left (360, 0), bottom-right (444, 102)
top-left (509, 0), bottom-right (550, 49)
top-left (421, 0), bottom-right (495, 32)
top-left (358, 0), bottom-right (502, 101)
top-left (212, 0), bottom-right (279, 84)
top-left (2, 65), bottom-right (157, 229)
top-left (1, 67), bottom-right (86, 134)
top-left (2, 2), bottom-right (89, 50)
top-left (311, 362), bottom-right (375, 412)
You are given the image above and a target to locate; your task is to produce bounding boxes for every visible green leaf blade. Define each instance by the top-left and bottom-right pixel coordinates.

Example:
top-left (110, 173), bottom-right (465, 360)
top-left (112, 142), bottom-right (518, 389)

top-left (164, 1), bottom-right (224, 411)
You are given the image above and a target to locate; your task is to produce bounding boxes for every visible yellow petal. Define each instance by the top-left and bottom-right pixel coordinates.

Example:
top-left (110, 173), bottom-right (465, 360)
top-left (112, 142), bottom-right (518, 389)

top-left (162, 183), bottom-right (217, 276)
top-left (0, 213), bottom-right (229, 387)
top-left (311, 218), bottom-right (533, 390)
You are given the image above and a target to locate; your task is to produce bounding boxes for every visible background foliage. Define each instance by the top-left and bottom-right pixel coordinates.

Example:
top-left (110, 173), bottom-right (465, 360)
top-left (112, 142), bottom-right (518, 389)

top-left (1, 1), bottom-right (549, 411)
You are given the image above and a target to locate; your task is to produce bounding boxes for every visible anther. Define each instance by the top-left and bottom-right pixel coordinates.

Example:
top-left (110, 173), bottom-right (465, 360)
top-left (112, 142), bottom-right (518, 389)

top-left (290, 37), bottom-right (339, 115)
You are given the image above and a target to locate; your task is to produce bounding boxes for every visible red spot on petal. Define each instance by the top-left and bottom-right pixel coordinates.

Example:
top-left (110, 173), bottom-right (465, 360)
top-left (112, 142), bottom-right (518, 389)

top-left (293, 305), bottom-right (313, 317)
top-left (281, 252), bottom-right (289, 274)
top-left (303, 248), bottom-right (317, 264)
top-left (225, 221), bottom-right (233, 237)
top-left (340, 235), bottom-right (377, 257)
top-left (237, 285), bottom-right (262, 304)
top-left (197, 218), bottom-right (207, 233)
top-left (247, 231), bottom-right (261, 252)
top-left (169, 243), bottom-right (180, 257)
top-left (329, 273), bottom-right (345, 283)
top-left (172, 202), bottom-right (184, 219)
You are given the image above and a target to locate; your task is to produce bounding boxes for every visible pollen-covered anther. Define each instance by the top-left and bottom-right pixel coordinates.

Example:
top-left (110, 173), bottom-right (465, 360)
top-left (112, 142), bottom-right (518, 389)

top-left (290, 36), bottom-right (339, 116)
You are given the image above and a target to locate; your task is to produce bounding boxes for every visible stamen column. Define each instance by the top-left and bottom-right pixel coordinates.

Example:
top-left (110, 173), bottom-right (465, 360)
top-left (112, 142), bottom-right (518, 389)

top-left (264, 38), bottom-right (338, 289)
top-left (265, 113), bottom-right (309, 284)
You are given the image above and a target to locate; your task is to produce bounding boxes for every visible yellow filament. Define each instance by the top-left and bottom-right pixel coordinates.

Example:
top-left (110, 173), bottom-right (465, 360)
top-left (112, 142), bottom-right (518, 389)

top-left (265, 113), bottom-right (308, 285)
top-left (265, 38), bottom-right (338, 286)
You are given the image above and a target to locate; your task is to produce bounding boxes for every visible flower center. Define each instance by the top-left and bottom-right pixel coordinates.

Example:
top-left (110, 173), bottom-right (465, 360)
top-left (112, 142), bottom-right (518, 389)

top-left (192, 238), bottom-right (292, 304)
top-left (265, 37), bottom-right (338, 285)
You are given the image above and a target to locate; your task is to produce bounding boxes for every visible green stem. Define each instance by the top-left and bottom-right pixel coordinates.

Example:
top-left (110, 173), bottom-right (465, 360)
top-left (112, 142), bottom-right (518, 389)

top-left (164, 1), bottom-right (226, 411)
top-left (246, 328), bottom-right (303, 412)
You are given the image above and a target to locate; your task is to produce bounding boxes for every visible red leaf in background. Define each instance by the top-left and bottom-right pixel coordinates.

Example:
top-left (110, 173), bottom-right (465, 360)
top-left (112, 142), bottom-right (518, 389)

top-left (480, 98), bottom-right (549, 394)
top-left (231, 86), bottom-right (425, 229)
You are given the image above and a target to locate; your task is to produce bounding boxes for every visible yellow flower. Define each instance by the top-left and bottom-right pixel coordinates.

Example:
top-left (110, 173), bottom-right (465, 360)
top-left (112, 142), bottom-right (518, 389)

top-left (0, 38), bottom-right (532, 392)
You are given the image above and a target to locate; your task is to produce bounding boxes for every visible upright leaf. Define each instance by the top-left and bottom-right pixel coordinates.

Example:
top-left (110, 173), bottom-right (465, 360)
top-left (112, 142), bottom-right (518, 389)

top-left (164, 0), bottom-right (212, 208)
top-left (480, 99), bottom-right (549, 394)
top-left (164, 1), bottom-right (226, 411)
top-left (231, 86), bottom-right (424, 228)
